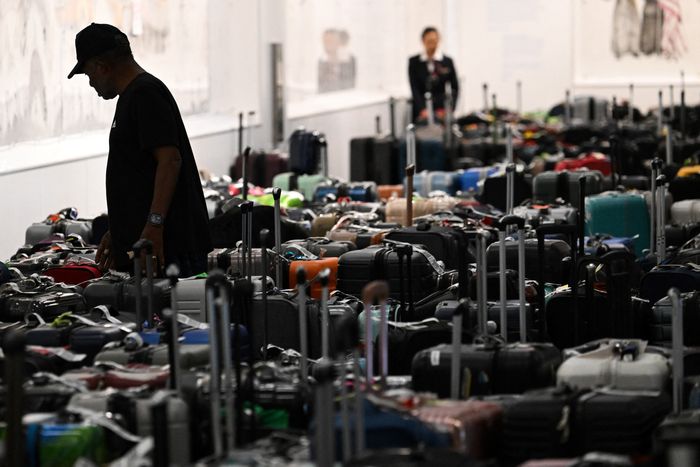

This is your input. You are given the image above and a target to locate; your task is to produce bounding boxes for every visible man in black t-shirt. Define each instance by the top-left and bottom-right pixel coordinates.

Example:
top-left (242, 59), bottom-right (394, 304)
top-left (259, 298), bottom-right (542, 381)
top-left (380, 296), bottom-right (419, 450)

top-left (68, 23), bottom-right (211, 276)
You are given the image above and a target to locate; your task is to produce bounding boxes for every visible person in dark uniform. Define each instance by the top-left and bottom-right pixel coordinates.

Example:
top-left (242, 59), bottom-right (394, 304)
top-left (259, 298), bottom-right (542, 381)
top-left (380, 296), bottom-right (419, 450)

top-left (408, 26), bottom-right (459, 123)
top-left (68, 23), bottom-right (211, 277)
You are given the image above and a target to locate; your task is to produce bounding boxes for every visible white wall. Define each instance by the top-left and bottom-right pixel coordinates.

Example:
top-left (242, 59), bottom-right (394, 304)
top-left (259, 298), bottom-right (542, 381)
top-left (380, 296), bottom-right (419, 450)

top-left (4, 0), bottom-right (700, 260)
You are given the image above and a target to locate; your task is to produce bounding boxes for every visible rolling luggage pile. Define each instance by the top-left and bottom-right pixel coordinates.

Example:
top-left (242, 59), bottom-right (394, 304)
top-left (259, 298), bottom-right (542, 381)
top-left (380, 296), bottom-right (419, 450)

top-left (2, 89), bottom-right (700, 466)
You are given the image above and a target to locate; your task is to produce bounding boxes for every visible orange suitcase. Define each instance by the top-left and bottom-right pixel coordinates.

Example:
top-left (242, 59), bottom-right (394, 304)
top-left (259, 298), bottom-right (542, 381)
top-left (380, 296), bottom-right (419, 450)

top-left (288, 257), bottom-right (339, 299)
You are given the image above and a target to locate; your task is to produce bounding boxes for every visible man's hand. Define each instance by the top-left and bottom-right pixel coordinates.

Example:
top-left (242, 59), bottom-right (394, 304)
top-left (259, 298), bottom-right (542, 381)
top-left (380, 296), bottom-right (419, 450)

top-left (95, 231), bottom-right (114, 271)
top-left (139, 223), bottom-right (165, 273)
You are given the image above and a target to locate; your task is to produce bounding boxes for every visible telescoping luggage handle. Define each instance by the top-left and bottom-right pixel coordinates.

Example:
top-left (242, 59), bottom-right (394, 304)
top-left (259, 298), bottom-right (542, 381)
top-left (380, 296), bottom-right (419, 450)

top-left (362, 280), bottom-right (390, 390)
top-left (425, 92), bottom-right (436, 127)
top-left (649, 158), bottom-right (661, 259)
top-left (133, 239), bottom-right (155, 331)
top-left (669, 287), bottom-right (684, 415)
top-left (205, 271), bottom-right (236, 457)
top-left (3, 328), bottom-right (26, 467)
top-left (405, 124), bottom-right (417, 227)
top-left (389, 97), bottom-right (397, 141)
top-left (496, 215), bottom-right (527, 342)
top-left (272, 188), bottom-right (283, 287)
top-left (463, 229), bottom-right (489, 336)
top-left (656, 175), bottom-right (668, 262)
top-left (296, 267), bottom-right (309, 385)
top-left (165, 264), bottom-right (181, 395)
top-left (242, 146), bottom-right (251, 201)
top-left (450, 298), bottom-right (468, 400)
top-left (260, 229), bottom-right (272, 360)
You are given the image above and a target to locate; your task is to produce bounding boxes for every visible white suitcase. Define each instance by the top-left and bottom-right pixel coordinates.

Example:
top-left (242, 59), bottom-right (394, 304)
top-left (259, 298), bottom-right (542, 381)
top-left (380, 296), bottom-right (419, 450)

top-left (671, 199), bottom-right (700, 224)
top-left (557, 339), bottom-right (669, 391)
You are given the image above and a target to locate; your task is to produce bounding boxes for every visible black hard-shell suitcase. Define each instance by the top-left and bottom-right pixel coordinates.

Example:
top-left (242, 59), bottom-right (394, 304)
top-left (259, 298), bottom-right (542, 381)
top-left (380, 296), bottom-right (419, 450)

top-left (650, 291), bottom-right (700, 347)
top-left (384, 224), bottom-right (472, 271)
top-left (246, 293), bottom-right (322, 359)
top-left (576, 390), bottom-right (671, 455)
top-left (480, 171), bottom-right (531, 212)
top-left (0, 289), bottom-right (86, 322)
top-left (336, 244), bottom-right (447, 304)
top-left (486, 238), bottom-right (572, 284)
top-left (498, 385), bottom-right (584, 465)
top-left (411, 340), bottom-right (561, 398)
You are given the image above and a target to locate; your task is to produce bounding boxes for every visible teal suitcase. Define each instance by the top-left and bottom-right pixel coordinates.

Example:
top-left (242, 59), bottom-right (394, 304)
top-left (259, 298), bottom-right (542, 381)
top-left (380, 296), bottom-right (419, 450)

top-left (585, 192), bottom-right (650, 257)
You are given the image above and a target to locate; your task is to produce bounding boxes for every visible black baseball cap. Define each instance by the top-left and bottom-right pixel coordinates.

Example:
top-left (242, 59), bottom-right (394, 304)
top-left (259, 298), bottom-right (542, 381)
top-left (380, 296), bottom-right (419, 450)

top-left (67, 23), bottom-right (130, 79)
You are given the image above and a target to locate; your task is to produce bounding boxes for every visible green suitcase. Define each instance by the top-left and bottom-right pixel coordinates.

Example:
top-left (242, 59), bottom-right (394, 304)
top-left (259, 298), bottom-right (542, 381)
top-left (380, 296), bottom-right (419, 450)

top-left (272, 172), bottom-right (330, 200)
top-left (585, 192), bottom-right (650, 256)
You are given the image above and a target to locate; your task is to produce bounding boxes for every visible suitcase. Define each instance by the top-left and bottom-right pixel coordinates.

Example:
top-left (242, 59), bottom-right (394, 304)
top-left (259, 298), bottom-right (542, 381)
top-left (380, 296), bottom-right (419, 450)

top-left (412, 222), bottom-right (561, 398)
top-left (377, 184), bottom-right (404, 201)
top-left (480, 171), bottom-right (532, 212)
top-left (654, 289), bottom-right (700, 466)
top-left (413, 400), bottom-right (502, 459)
top-left (384, 224), bottom-right (471, 271)
top-left (25, 218), bottom-right (93, 246)
top-left (668, 175), bottom-right (700, 203)
top-left (486, 237), bottom-right (572, 285)
top-left (650, 291), bottom-right (700, 347)
top-left (457, 166), bottom-right (498, 194)
top-left (400, 139), bottom-right (449, 176)
top-left (640, 264), bottom-right (700, 305)
top-left (350, 110), bottom-right (400, 185)
top-left (82, 275), bottom-right (170, 317)
top-left (289, 128), bottom-right (325, 175)
top-left (557, 339), bottom-right (669, 391)
top-left (412, 171), bottom-right (459, 197)
top-left (585, 191), bottom-right (650, 256)
top-left (271, 172), bottom-right (331, 200)
top-left (670, 199), bottom-right (700, 224)
top-left (554, 153), bottom-right (611, 176)
top-left (512, 204), bottom-right (579, 226)
top-left (532, 170), bottom-right (604, 208)
top-left (313, 182), bottom-right (378, 203)
top-left (41, 261), bottom-right (103, 286)
top-left (0, 288), bottom-right (87, 322)
top-left (230, 150), bottom-right (289, 187)
top-left (385, 197), bottom-right (459, 226)
top-left (576, 389), bottom-right (671, 456)
top-left (498, 386), bottom-right (583, 465)
top-left (95, 343), bottom-right (210, 368)
top-left (288, 257), bottom-right (339, 300)
top-left (282, 237), bottom-right (355, 258)
top-left (546, 253), bottom-right (637, 349)
top-left (337, 244), bottom-right (447, 304)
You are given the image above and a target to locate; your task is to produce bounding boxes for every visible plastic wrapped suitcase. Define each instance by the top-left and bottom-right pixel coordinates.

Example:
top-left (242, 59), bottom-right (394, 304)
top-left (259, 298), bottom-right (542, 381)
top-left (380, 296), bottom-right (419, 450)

top-left (557, 339), bottom-right (669, 391)
top-left (670, 199), bottom-right (700, 224)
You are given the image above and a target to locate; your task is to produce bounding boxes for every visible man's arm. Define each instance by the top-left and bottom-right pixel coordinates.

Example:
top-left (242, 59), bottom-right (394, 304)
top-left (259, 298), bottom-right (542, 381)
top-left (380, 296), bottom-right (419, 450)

top-left (140, 145), bottom-right (182, 268)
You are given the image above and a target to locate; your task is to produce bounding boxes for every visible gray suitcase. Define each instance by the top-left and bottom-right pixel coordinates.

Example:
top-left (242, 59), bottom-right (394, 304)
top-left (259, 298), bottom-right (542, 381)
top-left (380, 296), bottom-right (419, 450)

top-left (175, 276), bottom-right (273, 322)
top-left (25, 219), bottom-right (93, 246)
top-left (532, 170), bottom-right (604, 208)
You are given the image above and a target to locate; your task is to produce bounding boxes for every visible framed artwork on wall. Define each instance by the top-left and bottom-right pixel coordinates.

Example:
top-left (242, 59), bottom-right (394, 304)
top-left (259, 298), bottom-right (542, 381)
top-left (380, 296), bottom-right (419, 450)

top-left (573, 0), bottom-right (700, 86)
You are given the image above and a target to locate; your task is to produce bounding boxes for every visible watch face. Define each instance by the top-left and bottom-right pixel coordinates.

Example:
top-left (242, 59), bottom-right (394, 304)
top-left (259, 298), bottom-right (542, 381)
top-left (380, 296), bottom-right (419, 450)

top-left (149, 213), bottom-right (163, 225)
